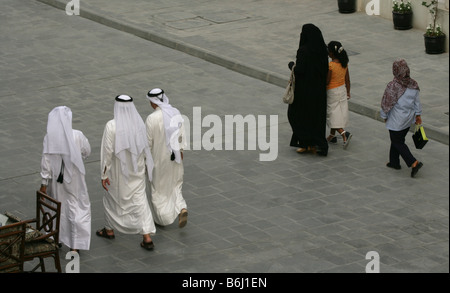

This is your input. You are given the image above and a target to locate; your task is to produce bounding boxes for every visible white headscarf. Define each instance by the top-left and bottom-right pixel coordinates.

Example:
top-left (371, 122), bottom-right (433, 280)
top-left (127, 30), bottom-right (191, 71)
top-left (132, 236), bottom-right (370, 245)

top-left (43, 106), bottom-right (84, 183)
top-left (114, 95), bottom-right (154, 181)
top-left (146, 88), bottom-right (183, 164)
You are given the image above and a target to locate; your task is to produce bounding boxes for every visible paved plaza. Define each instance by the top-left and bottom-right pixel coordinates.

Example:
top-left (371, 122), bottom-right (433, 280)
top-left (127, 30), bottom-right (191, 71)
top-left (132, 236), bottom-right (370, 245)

top-left (0, 0), bottom-right (448, 275)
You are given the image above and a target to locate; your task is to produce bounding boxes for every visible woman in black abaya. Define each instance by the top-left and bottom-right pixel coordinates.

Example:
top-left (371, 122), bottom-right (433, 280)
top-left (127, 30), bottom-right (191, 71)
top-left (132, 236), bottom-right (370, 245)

top-left (288, 24), bottom-right (329, 156)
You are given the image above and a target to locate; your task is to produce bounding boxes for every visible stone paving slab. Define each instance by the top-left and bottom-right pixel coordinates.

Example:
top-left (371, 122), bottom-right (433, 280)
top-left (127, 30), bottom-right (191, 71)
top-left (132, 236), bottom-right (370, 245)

top-left (0, 0), bottom-right (448, 275)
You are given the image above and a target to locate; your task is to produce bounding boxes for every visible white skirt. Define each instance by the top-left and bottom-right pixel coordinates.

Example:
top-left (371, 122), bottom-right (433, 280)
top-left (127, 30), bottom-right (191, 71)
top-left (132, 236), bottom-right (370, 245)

top-left (327, 85), bottom-right (349, 129)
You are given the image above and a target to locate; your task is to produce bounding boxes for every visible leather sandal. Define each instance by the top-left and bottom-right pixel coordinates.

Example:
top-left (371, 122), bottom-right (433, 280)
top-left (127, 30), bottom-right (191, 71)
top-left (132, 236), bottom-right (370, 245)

top-left (178, 209), bottom-right (188, 228)
top-left (96, 228), bottom-right (115, 239)
top-left (296, 146), bottom-right (316, 154)
top-left (141, 241), bottom-right (154, 250)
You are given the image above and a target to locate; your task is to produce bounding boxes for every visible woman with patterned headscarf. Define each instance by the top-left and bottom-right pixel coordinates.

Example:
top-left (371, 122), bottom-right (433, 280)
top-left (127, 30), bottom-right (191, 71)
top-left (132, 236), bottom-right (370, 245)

top-left (380, 59), bottom-right (423, 178)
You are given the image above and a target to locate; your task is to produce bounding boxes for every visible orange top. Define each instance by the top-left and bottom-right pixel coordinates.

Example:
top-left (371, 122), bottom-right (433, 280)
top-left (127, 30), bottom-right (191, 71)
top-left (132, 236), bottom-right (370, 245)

top-left (327, 61), bottom-right (347, 90)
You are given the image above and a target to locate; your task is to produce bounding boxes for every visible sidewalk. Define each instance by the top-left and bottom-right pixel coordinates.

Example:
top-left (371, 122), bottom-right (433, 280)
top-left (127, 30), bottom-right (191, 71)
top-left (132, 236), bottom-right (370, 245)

top-left (0, 0), bottom-right (448, 274)
top-left (38, 0), bottom-right (449, 144)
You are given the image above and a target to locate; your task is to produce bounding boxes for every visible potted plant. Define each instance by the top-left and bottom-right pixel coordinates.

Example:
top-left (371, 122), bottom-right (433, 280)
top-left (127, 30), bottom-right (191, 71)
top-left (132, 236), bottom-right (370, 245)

top-left (392, 0), bottom-right (413, 30)
top-left (422, 0), bottom-right (446, 54)
top-left (338, 0), bottom-right (356, 13)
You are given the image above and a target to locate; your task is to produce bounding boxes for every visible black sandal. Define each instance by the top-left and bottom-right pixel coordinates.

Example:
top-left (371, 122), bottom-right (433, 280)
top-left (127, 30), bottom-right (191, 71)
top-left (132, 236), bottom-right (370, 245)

top-left (141, 241), bottom-right (154, 250)
top-left (96, 228), bottom-right (115, 239)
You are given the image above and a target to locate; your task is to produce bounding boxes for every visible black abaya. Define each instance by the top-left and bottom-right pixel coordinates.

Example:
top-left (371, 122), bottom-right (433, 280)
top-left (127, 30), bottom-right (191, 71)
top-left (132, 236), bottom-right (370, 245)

top-left (288, 24), bottom-right (329, 155)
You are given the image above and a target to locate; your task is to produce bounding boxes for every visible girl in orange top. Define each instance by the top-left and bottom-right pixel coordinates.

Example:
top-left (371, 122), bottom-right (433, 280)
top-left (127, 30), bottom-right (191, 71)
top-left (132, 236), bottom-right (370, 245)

top-left (326, 41), bottom-right (352, 149)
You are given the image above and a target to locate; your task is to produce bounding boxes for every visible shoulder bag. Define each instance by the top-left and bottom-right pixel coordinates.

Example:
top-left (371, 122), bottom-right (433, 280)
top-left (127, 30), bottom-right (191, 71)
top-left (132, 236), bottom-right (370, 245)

top-left (282, 64), bottom-right (295, 104)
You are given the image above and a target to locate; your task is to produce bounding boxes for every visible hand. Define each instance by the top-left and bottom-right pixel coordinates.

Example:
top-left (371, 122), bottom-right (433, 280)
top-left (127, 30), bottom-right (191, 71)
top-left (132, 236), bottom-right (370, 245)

top-left (102, 178), bottom-right (110, 191)
top-left (40, 185), bottom-right (47, 194)
top-left (347, 93), bottom-right (351, 100)
top-left (415, 115), bottom-right (422, 125)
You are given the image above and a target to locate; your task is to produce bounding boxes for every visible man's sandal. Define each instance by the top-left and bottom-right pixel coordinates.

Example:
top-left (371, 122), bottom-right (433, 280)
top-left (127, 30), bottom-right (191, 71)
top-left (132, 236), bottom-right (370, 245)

top-left (96, 228), bottom-right (115, 239)
top-left (178, 209), bottom-right (188, 228)
top-left (141, 241), bottom-right (155, 250)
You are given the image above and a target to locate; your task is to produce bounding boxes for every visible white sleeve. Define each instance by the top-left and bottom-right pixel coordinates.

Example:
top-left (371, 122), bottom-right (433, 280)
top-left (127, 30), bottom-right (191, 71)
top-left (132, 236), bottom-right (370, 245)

top-left (179, 122), bottom-right (187, 151)
top-left (100, 121), bottom-right (114, 180)
top-left (74, 130), bottom-right (91, 160)
top-left (40, 136), bottom-right (52, 186)
top-left (146, 115), bottom-right (154, 152)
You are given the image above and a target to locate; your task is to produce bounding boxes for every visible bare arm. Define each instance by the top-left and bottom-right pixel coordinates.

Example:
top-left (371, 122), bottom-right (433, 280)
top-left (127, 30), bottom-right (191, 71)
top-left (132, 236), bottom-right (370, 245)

top-left (345, 68), bottom-right (351, 99)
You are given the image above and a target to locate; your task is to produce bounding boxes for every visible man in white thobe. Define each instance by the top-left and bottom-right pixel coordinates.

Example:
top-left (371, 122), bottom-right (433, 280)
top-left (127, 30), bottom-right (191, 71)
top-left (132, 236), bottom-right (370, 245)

top-left (99, 95), bottom-right (156, 250)
top-left (145, 88), bottom-right (188, 228)
top-left (40, 106), bottom-right (91, 252)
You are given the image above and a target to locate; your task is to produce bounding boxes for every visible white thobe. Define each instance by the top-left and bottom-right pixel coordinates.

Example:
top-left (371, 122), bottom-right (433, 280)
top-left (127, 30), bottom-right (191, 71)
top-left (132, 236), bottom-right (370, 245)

top-left (40, 130), bottom-right (91, 250)
top-left (146, 108), bottom-right (187, 226)
top-left (100, 120), bottom-right (156, 235)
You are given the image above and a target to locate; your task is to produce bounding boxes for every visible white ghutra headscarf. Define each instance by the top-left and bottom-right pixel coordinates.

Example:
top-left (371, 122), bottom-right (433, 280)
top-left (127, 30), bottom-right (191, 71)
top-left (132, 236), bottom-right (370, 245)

top-left (43, 106), bottom-right (84, 183)
top-left (114, 95), bottom-right (154, 181)
top-left (146, 88), bottom-right (184, 164)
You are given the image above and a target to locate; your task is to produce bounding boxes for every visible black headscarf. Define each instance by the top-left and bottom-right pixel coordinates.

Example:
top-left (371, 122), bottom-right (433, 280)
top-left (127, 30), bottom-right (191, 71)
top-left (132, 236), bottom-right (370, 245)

top-left (296, 24), bottom-right (329, 73)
